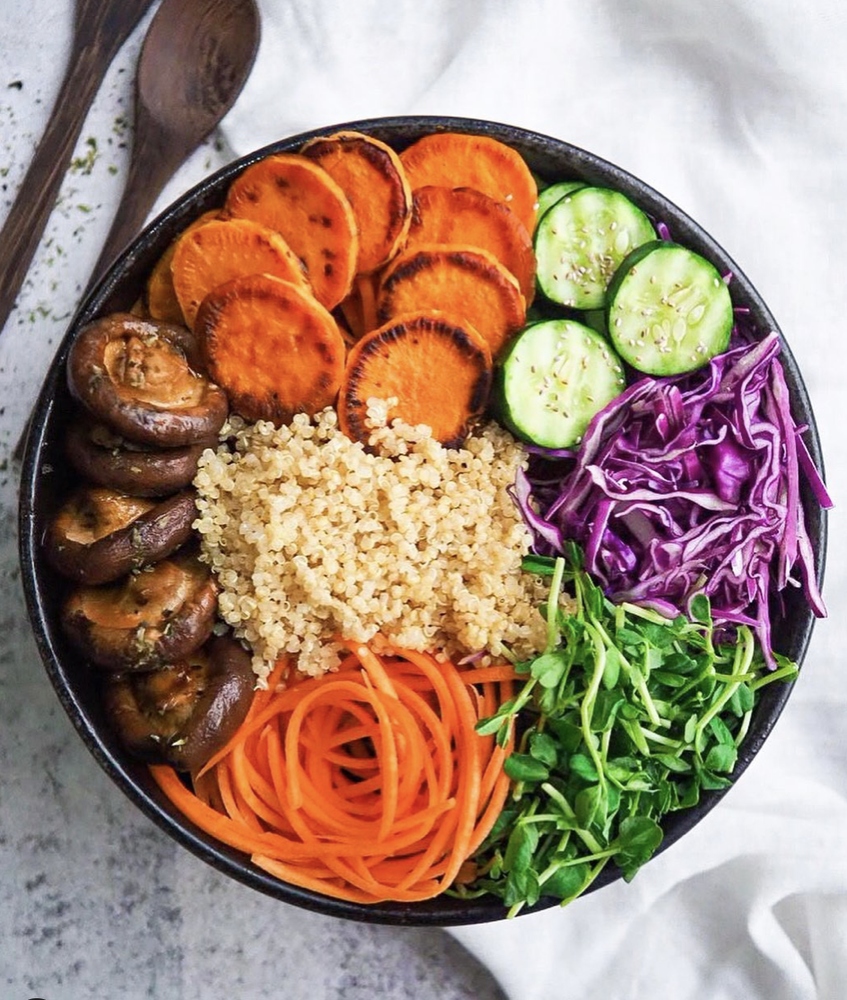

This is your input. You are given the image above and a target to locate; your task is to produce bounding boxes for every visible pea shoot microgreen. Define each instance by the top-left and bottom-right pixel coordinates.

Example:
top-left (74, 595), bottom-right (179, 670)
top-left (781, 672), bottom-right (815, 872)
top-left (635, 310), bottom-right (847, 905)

top-left (459, 543), bottom-right (798, 915)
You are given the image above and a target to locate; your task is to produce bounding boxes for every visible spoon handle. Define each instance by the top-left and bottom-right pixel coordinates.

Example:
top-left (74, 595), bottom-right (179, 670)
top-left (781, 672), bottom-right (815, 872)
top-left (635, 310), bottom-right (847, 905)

top-left (86, 113), bottom-right (195, 295)
top-left (0, 0), bottom-right (156, 336)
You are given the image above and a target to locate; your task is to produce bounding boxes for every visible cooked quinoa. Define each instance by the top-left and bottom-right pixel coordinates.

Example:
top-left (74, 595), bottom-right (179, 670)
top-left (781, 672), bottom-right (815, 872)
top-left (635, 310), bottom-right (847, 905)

top-left (193, 402), bottom-right (547, 680)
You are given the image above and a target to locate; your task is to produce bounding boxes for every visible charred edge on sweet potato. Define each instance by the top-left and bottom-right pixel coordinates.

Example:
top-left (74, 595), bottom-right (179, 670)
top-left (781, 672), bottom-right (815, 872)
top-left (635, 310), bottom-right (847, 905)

top-left (301, 133), bottom-right (412, 274)
top-left (339, 313), bottom-right (492, 449)
top-left (408, 186), bottom-right (536, 304)
top-left (379, 247), bottom-right (507, 299)
top-left (375, 246), bottom-right (526, 358)
top-left (310, 138), bottom-right (409, 232)
top-left (223, 154), bottom-right (358, 310)
top-left (197, 274), bottom-right (346, 425)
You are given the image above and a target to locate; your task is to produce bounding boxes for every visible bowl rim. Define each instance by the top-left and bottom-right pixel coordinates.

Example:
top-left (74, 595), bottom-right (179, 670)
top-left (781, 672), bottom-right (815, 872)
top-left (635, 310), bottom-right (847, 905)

top-left (18, 114), bottom-right (828, 926)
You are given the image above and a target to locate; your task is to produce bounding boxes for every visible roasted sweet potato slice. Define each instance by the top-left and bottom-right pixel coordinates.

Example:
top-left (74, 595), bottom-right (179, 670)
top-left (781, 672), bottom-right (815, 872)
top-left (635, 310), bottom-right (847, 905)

top-left (337, 291), bottom-right (364, 342)
top-left (357, 274), bottom-right (379, 333)
top-left (301, 130), bottom-right (412, 275)
top-left (337, 274), bottom-right (381, 341)
top-left (146, 210), bottom-right (220, 324)
top-left (407, 186), bottom-right (535, 304)
top-left (224, 153), bottom-right (358, 310)
top-left (376, 244), bottom-right (526, 358)
top-left (196, 273), bottom-right (346, 424)
top-left (338, 311), bottom-right (492, 447)
top-left (170, 217), bottom-right (309, 330)
top-left (399, 133), bottom-right (538, 233)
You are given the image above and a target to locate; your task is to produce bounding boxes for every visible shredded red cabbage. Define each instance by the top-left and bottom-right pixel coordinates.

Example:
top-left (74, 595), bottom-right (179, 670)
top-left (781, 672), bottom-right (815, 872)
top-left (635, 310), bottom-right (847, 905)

top-left (517, 333), bottom-right (828, 667)
top-left (508, 466), bottom-right (564, 552)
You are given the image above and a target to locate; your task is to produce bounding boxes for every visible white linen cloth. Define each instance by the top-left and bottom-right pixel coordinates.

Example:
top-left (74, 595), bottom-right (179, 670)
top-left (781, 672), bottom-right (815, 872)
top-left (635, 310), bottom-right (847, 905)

top-left (220, 2), bottom-right (847, 997)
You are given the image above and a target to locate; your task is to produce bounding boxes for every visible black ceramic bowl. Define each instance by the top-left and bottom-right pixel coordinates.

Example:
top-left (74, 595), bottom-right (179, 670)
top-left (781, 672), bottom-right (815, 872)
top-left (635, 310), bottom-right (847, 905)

top-left (19, 116), bottom-right (827, 926)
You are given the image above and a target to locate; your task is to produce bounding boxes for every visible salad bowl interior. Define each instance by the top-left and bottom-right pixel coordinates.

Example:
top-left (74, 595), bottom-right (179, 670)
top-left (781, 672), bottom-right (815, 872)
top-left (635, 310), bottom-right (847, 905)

top-left (19, 116), bottom-right (826, 926)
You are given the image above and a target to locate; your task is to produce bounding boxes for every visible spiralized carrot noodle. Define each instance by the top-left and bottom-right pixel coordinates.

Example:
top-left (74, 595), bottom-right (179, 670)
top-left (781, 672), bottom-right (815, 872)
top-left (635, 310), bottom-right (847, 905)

top-left (150, 640), bottom-right (515, 903)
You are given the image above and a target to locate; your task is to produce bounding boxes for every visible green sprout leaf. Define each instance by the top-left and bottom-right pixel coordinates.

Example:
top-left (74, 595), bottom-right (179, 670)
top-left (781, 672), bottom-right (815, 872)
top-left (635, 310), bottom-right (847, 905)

top-left (504, 753), bottom-right (550, 784)
top-left (688, 593), bottom-right (712, 625)
top-left (529, 732), bottom-right (559, 767)
top-left (543, 863), bottom-right (590, 901)
top-left (567, 753), bottom-right (599, 783)
top-left (614, 816), bottom-right (664, 880)
top-left (602, 646), bottom-right (621, 689)
top-left (531, 650), bottom-right (568, 689)
top-left (704, 743), bottom-right (738, 773)
top-left (503, 822), bottom-right (539, 874)
top-left (521, 554), bottom-right (559, 576)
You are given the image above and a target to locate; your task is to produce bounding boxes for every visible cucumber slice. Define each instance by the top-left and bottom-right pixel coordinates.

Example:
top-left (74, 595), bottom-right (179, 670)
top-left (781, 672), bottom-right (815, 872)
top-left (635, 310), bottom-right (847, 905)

top-left (534, 187), bottom-right (656, 310)
top-left (535, 180), bottom-right (586, 225)
top-left (606, 241), bottom-right (733, 375)
top-left (497, 319), bottom-right (625, 448)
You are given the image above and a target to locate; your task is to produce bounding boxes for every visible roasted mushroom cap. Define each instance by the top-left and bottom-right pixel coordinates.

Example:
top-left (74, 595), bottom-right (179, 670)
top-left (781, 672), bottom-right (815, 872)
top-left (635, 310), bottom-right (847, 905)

top-left (67, 313), bottom-right (228, 447)
top-left (61, 551), bottom-right (218, 671)
top-left (66, 417), bottom-right (210, 497)
top-left (104, 635), bottom-right (254, 772)
top-left (45, 487), bottom-right (197, 585)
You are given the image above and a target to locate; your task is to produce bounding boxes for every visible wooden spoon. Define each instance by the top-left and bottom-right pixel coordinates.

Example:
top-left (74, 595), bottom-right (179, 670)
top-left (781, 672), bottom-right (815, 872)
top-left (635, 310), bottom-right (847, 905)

top-left (0, 0), bottom-right (157, 336)
top-left (88, 0), bottom-right (261, 286)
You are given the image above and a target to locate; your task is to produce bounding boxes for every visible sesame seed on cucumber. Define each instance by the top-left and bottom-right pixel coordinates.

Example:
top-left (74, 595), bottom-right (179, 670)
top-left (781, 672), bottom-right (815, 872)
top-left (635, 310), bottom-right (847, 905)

top-left (535, 180), bottom-right (587, 225)
top-left (606, 241), bottom-right (733, 375)
top-left (534, 187), bottom-right (656, 310)
top-left (496, 319), bottom-right (625, 449)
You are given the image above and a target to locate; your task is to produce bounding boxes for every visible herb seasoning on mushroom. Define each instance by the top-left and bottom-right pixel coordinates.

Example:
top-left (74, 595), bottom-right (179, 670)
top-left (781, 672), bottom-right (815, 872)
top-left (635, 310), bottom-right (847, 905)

top-left (66, 417), bottom-right (211, 497)
top-left (104, 635), bottom-right (254, 772)
top-left (45, 487), bottom-right (197, 585)
top-left (61, 552), bottom-right (218, 671)
top-left (67, 313), bottom-right (227, 447)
